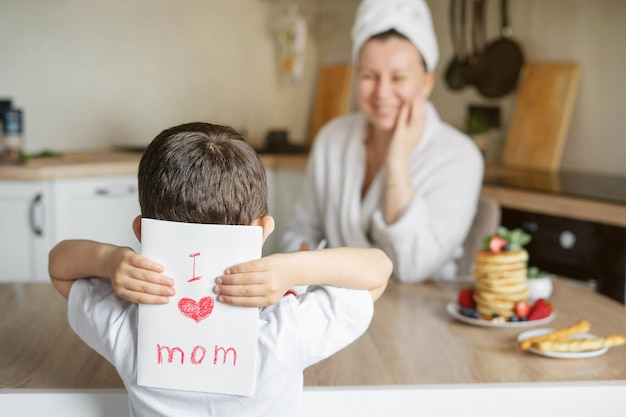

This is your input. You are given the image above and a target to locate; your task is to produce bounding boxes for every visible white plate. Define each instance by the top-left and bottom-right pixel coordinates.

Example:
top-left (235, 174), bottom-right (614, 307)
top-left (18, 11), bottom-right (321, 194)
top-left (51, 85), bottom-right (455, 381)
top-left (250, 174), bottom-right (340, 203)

top-left (446, 301), bottom-right (555, 328)
top-left (517, 328), bottom-right (608, 359)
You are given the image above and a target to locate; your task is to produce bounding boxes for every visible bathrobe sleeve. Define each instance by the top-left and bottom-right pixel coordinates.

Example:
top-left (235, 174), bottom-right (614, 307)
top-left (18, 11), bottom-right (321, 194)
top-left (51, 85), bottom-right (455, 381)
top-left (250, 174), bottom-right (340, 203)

top-left (368, 122), bottom-right (484, 282)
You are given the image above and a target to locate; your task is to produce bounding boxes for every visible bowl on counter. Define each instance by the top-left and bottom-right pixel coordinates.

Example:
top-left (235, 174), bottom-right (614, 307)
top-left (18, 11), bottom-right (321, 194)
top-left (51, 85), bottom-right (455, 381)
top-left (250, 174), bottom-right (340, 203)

top-left (527, 275), bottom-right (554, 301)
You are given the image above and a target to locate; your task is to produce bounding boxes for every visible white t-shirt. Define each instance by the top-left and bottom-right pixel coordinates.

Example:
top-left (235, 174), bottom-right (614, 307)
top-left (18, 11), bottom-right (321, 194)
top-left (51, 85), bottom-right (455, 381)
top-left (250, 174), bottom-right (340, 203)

top-left (68, 278), bottom-right (373, 417)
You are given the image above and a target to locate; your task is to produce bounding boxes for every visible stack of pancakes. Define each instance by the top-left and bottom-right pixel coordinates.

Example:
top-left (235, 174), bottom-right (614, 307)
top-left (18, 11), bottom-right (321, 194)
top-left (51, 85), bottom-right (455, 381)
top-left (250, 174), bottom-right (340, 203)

top-left (472, 249), bottom-right (529, 318)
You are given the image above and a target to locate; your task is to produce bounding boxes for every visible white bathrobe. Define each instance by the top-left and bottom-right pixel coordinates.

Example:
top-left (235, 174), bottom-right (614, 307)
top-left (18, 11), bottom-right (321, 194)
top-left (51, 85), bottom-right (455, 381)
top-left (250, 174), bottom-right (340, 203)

top-left (281, 103), bottom-right (484, 282)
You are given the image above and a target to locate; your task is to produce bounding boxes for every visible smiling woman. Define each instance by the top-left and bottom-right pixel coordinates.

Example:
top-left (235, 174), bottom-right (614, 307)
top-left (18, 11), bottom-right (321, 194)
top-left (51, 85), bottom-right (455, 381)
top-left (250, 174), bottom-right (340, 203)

top-left (281, 0), bottom-right (484, 283)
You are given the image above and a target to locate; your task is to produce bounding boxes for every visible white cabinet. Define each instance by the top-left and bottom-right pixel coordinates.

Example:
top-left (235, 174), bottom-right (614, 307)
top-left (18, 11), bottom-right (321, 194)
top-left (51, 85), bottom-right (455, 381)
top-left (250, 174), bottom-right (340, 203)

top-left (0, 181), bottom-right (53, 282)
top-left (51, 176), bottom-right (141, 252)
top-left (264, 169), bottom-right (278, 255)
top-left (1, 165), bottom-right (302, 280)
top-left (263, 168), bottom-right (304, 255)
top-left (0, 175), bottom-right (140, 282)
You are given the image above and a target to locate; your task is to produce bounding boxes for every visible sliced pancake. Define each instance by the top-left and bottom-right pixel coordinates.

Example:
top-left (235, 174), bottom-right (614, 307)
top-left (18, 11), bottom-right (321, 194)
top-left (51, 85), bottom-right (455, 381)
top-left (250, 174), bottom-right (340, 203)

top-left (473, 268), bottom-right (527, 282)
top-left (475, 282), bottom-right (528, 298)
top-left (476, 273), bottom-right (526, 286)
top-left (476, 303), bottom-right (515, 319)
top-left (473, 291), bottom-right (526, 309)
top-left (474, 263), bottom-right (527, 275)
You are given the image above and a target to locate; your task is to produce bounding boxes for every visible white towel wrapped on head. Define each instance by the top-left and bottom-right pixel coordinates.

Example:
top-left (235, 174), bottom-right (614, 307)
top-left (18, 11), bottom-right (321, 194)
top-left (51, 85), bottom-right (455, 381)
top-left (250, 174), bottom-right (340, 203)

top-left (351, 0), bottom-right (439, 71)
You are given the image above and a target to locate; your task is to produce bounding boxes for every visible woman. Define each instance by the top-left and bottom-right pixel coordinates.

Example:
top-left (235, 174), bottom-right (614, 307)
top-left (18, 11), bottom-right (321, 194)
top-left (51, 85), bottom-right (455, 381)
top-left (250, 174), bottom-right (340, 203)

top-left (282, 0), bottom-right (484, 282)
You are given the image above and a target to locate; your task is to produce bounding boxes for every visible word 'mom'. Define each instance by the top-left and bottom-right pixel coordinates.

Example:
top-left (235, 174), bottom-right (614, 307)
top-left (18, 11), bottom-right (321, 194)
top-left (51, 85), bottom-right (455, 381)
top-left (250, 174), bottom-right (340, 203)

top-left (157, 343), bottom-right (238, 366)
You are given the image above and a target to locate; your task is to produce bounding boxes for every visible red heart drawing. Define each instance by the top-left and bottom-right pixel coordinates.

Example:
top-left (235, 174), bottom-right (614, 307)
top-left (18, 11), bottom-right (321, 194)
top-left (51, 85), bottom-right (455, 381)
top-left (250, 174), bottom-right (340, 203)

top-left (177, 296), bottom-right (215, 323)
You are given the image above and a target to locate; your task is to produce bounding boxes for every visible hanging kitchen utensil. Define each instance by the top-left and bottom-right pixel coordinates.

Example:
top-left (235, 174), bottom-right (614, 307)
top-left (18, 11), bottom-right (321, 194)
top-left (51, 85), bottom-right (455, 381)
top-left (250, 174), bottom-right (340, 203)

top-left (476, 0), bottom-right (524, 98)
top-left (444, 0), bottom-right (470, 90)
top-left (467, 0), bottom-right (487, 90)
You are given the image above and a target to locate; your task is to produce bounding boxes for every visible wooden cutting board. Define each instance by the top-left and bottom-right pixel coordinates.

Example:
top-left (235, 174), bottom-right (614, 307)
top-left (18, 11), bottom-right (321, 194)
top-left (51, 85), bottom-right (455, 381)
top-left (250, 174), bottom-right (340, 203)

top-left (308, 63), bottom-right (353, 144)
top-left (502, 62), bottom-right (581, 172)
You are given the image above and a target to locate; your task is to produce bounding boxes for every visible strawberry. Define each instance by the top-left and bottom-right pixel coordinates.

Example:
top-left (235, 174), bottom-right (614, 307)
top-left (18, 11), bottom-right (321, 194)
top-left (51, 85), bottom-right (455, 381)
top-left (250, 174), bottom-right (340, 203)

top-left (489, 236), bottom-right (508, 253)
top-left (514, 301), bottom-right (530, 318)
top-left (458, 288), bottom-right (475, 309)
top-left (528, 298), bottom-right (553, 320)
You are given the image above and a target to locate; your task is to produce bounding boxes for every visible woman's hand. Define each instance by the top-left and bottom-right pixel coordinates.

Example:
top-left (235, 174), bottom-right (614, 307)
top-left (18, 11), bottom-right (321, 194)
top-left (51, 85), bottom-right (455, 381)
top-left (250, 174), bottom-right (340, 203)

top-left (383, 94), bottom-right (426, 224)
top-left (107, 247), bottom-right (175, 304)
top-left (387, 93), bottom-right (426, 166)
top-left (213, 254), bottom-right (295, 307)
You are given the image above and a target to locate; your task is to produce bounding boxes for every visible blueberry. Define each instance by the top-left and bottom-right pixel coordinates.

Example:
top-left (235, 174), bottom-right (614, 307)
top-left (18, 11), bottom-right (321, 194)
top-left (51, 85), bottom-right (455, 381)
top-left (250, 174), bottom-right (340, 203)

top-left (503, 243), bottom-right (511, 251)
top-left (459, 306), bottom-right (473, 316)
top-left (459, 307), bottom-right (480, 319)
top-left (492, 312), bottom-right (500, 318)
top-left (509, 315), bottom-right (521, 322)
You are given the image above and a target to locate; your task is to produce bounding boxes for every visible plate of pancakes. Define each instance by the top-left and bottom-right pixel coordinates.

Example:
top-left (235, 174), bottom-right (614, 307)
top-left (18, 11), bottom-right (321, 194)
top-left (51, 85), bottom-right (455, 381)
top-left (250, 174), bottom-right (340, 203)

top-left (448, 246), bottom-right (556, 327)
top-left (447, 301), bottom-right (555, 328)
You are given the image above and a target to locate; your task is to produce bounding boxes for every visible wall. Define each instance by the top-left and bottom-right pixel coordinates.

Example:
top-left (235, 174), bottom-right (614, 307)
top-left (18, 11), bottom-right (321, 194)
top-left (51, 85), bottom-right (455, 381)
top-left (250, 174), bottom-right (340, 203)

top-left (318, 0), bottom-right (626, 177)
top-left (2, 0), bottom-right (625, 176)
top-left (0, 0), bottom-right (319, 152)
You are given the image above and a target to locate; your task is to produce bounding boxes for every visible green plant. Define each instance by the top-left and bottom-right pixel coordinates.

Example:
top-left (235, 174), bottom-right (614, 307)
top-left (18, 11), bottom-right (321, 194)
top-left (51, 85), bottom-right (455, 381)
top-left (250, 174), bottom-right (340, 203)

top-left (482, 226), bottom-right (531, 251)
top-left (527, 266), bottom-right (549, 279)
top-left (466, 112), bottom-right (490, 136)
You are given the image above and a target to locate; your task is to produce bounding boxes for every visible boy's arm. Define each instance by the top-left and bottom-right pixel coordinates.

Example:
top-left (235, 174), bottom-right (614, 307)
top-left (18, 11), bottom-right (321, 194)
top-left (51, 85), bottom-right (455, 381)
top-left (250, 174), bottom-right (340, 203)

top-left (214, 247), bottom-right (392, 307)
top-left (48, 239), bottom-right (174, 303)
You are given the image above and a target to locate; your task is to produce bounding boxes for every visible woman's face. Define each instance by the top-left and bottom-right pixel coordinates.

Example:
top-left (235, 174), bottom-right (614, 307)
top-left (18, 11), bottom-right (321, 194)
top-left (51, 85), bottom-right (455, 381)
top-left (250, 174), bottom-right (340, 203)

top-left (356, 36), bottom-right (435, 133)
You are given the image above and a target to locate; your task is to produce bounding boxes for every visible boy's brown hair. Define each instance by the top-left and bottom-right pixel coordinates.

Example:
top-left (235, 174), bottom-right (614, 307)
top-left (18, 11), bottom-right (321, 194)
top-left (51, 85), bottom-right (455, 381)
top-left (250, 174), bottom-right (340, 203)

top-left (138, 122), bottom-right (268, 225)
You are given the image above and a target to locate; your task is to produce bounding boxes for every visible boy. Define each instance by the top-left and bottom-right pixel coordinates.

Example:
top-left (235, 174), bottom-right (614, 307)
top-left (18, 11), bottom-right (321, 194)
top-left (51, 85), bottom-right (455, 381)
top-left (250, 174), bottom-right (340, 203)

top-left (49, 122), bottom-right (391, 417)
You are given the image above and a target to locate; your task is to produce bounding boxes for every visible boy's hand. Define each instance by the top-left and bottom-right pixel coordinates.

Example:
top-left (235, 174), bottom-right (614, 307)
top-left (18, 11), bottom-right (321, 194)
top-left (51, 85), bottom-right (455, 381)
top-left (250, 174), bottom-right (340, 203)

top-left (214, 254), bottom-right (293, 307)
top-left (108, 247), bottom-right (175, 304)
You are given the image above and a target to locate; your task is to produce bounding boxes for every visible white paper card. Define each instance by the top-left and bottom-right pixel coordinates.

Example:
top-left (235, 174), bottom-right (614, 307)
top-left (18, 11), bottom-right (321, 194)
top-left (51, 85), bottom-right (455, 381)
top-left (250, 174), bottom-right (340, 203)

top-left (137, 218), bottom-right (261, 396)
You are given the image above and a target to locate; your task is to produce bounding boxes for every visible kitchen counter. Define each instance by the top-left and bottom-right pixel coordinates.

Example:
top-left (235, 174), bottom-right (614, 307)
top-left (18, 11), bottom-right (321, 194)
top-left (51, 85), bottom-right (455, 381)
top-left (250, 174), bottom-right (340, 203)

top-left (0, 151), bottom-right (309, 180)
top-left (1, 152), bottom-right (624, 226)
top-left (483, 165), bottom-right (626, 228)
top-left (0, 152), bottom-right (142, 180)
top-left (1, 277), bottom-right (625, 390)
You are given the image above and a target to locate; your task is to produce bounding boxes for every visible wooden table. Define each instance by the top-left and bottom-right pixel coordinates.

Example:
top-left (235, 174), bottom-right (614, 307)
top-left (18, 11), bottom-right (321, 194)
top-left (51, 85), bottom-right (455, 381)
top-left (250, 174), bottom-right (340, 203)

top-left (305, 278), bottom-right (626, 385)
top-left (1, 278), bottom-right (625, 389)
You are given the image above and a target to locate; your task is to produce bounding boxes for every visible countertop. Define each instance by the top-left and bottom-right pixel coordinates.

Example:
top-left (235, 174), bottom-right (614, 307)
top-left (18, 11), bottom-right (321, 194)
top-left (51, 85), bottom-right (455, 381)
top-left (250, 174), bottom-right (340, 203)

top-left (1, 277), bottom-right (625, 390)
top-left (484, 166), bottom-right (626, 206)
top-left (482, 165), bottom-right (626, 227)
top-left (0, 151), bottom-right (142, 180)
top-left (1, 151), bottom-right (624, 227)
top-left (0, 151), bottom-right (309, 180)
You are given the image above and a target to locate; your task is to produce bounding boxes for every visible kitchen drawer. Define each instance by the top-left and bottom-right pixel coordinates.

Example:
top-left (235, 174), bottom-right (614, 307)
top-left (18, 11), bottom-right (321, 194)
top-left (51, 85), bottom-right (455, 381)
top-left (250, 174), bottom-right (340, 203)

top-left (51, 176), bottom-right (140, 251)
top-left (501, 208), bottom-right (625, 303)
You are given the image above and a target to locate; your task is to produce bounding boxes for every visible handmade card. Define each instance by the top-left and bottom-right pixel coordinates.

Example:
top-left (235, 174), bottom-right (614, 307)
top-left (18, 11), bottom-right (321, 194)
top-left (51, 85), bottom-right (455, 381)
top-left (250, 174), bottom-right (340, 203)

top-left (137, 218), bottom-right (261, 396)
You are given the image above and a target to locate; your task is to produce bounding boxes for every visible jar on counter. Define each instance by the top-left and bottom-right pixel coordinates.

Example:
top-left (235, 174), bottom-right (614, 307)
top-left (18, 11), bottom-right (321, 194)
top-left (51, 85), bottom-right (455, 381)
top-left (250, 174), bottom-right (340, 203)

top-left (1, 108), bottom-right (23, 162)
